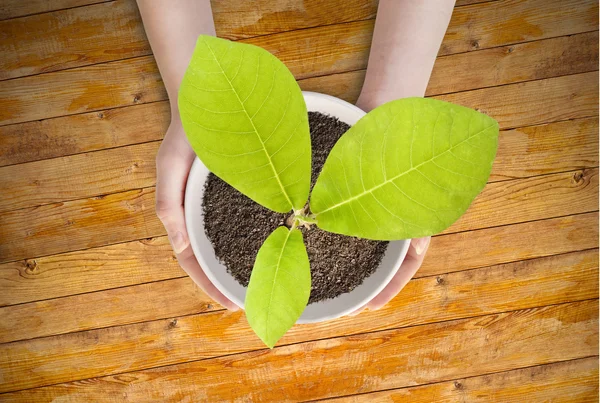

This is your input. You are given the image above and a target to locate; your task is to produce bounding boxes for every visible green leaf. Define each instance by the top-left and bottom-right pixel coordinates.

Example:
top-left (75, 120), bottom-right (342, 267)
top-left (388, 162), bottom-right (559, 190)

top-left (310, 98), bottom-right (499, 240)
top-left (245, 226), bottom-right (311, 348)
top-left (178, 35), bottom-right (311, 213)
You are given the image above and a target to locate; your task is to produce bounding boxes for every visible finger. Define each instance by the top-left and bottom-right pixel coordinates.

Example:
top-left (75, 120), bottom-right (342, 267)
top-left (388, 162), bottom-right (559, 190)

top-left (348, 303), bottom-right (368, 316)
top-left (366, 237), bottom-right (431, 311)
top-left (177, 245), bottom-right (240, 311)
top-left (155, 145), bottom-right (194, 254)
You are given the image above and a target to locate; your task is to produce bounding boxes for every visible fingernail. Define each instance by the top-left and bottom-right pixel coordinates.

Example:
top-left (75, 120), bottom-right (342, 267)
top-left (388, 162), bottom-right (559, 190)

top-left (415, 237), bottom-right (431, 255)
top-left (169, 231), bottom-right (187, 254)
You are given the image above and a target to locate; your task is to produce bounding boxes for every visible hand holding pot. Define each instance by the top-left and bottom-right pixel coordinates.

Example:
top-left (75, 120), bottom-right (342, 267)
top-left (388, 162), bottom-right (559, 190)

top-left (156, 118), bottom-right (239, 311)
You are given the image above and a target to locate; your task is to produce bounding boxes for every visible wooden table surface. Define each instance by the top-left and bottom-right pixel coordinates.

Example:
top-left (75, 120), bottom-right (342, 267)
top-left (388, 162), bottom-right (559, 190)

top-left (0, 0), bottom-right (598, 401)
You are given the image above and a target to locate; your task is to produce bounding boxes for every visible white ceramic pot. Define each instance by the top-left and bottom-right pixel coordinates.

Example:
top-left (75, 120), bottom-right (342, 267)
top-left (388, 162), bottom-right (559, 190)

top-left (185, 91), bottom-right (411, 323)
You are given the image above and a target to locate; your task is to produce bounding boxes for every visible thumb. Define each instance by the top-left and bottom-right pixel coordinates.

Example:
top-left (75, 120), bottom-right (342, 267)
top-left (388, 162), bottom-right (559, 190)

top-left (155, 144), bottom-right (194, 254)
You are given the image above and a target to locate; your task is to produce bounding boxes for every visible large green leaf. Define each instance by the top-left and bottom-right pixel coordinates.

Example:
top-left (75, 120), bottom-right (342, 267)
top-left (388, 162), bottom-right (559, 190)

top-left (310, 98), bottom-right (498, 240)
top-left (178, 35), bottom-right (311, 213)
top-left (245, 226), bottom-right (311, 348)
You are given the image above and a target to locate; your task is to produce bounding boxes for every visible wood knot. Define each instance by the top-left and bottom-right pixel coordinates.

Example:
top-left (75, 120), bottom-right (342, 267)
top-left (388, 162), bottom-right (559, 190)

top-left (133, 94), bottom-right (142, 103)
top-left (169, 318), bottom-right (178, 329)
top-left (506, 46), bottom-right (515, 54)
top-left (471, 40), bottom-right (480, 49)
top-left (24, 259), bottom-right (38, 274)
top-left (207, 304), bottom-right (213, 310)
top-left (454, 381), bottom-right (463, 390)
top-left (573, 171), bottom-right (585, 183)
top-left (436, 276), bottom-right (445, 285)
top-left (97, 112), bottom-right (104, 119)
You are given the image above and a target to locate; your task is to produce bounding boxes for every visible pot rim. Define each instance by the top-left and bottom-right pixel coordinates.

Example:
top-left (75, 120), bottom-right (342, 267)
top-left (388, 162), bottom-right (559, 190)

top-left (184, 91), bottom-right (411, 323)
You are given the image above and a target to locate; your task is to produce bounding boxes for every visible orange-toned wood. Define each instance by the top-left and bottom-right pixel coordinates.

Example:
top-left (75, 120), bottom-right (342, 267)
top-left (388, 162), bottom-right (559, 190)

top-left (0, 55), bottom-right (597, 166)
top-left (0, 245), bottom-right (595, 345)
top-left (2, 7), bottom-right (598, 125)
top-left (1, 167), bottom-right (596, 263)
top-left (440, 0), bottom-right (598, 55)
top-left (322, 357), bottom-right (599, 402)
top-left (0, 142), bottom-right (159, 212)
top-left (0, 0), bottom-right (149, 80)
top-left (0, 237), bottom-right (181, 306)
top-left (5, 0), bottom-right (587, 81)
top-left (1, 212), bottom-right (594, 309)
top-left (3, 115), bottom-right (596, 212)
top-left (0, 102), bottom-right (169, 167)
top-left (0, 0), bottom-right (110, 20)
top-left (0, 188), bottom-right (164, 263)
top-left (0, 56), bottom-right (166, 126)
top-left (443, 168), bottom-right (598, 234)
top-left (304, 71), bottom-right (599, 124)
top-left (0, 300), bottom-right (596, 398)
top-left (490, 117), bottom-right (598, 181)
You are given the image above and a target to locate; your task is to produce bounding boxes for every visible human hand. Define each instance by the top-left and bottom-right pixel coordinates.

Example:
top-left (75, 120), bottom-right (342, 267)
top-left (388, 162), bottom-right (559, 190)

top-left (155, 115), bottom-right (239, 311)
top-left (348, 237), bottom-right (431, 316)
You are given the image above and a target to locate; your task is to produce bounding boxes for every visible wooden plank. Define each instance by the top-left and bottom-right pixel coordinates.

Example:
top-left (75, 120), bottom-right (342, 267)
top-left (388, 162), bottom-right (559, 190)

top-left (0, 244), bottom-right (595, 345)
top-left (490, 117), bottom-right (599, 181)
top-left (2, 4), bottom-right (597, 126)
top-left (0, 300), bottom-right (596, 397)
top-left (1, 54), bottom-right (596, 169)
top-left (436, 72), bottom-right (599, 130)
top-left (303, 71), bottom-right (599, 126)
top-left (421, 212), bottom-right (598, 278)
top-left (0, 188), bottom-right (164, 263)
top-left (0, 165), bottom-right (597, 262)
top-left (0, 101), bottom-right (169, 167)
top-left (440, 0), bottom-right (598, 55)
top-left (3, 114), bottom-right (596, 213)
top-left (443, 168), bottom-right (598, 234)
top-left (2, 0), bottom-right (551, 80)
top-left (0, 0), bottom-right (149, 80)
top-left (430, 31), bottom-right (599, 96)
top-left (0, 0), bottom-right (110, 20)
top-left (1, 212), bottom-right (595, 308)
top-left (0, 56), bottom-right (167, 126)
top-left (322, 357), bottom-right (599, 402)
top-left (0, 236), bottom-right (181, 307)
top-left (0, 142), bottom-right (159, 212)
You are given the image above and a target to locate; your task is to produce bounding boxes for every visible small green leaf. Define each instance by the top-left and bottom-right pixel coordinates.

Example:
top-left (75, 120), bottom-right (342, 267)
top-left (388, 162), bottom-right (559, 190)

top-left (245, 226), bottom-right (311, 348)
top-left (310, 98), bottom-right (498, 240)
top-left (179, 35), bottom-right (311, 213)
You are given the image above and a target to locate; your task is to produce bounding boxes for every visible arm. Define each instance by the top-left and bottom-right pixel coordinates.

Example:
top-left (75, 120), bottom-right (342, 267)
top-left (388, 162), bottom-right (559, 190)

top-left (351, 0), bottom-right (455, 314)
top-left (356, 0), bottom-right (455, 111)
top-left (137, 0), bottom-right (238, 310)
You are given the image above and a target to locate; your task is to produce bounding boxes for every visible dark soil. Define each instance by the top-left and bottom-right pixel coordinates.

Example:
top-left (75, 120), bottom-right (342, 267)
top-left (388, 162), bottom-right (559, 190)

top-left (202, 112), bottom-right (388, 304)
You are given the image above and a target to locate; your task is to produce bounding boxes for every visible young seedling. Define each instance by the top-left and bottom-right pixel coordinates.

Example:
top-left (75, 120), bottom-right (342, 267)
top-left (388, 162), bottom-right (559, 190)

top-left (179, 36), bottom-right (499, 348)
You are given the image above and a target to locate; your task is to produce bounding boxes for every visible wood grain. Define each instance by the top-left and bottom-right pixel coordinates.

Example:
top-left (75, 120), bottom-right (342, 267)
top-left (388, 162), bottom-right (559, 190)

top-left (0, 0), bottom-right (110, 20)
top-left (0, 50), bottom-right (597, 166)
top-left (0, 101), bottom-right (169, 167)
top-left (440, 0), bottom-right (598, 55)
top-left (0, 142), bottom-right (159, 212)
top-left (0, 245), bottom-right (595, 345)
top-left (443, 168), bottom-right (598, 234)
top-left (3, 114), bottom-right (596, 213)
top-left (490, 117), bottom-right (598, 181)
top-left (322, 357), bottom-right (599, 402)
top-left (0, 56), bottom-right (166, 126)
top-left (303, 71), bottom-right (599, 124)
top-left (1, 211), bottom-right (594, 309)
top-left (5, 0), bottom-right (583, 81)
top-left (1, 165), bottom-right (597, 264)
top-left (0, 0), bottom-right (149, 80)
top-left (0, 237), bottom-right (181, 307)
top-left (0, 188), bottom-right (164, 263)
top-left (2, 6), bottom-right (597, 126)
top-left (0, 300), bottom-right (596, 398)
